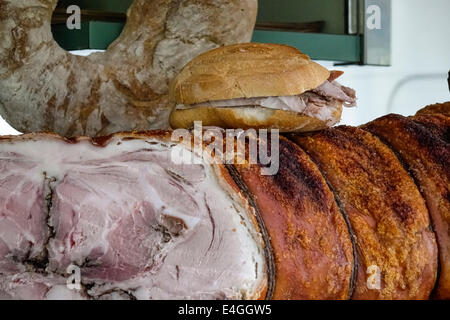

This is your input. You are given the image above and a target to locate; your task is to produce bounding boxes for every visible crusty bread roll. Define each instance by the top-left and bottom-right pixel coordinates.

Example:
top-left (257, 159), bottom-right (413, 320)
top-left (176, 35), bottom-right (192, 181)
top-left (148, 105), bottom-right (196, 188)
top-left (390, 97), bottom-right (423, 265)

top-left (170, 43), bottom-right (330, 104)
top-left (0, 0), bottom-right (258, 137)
top-left (169, 43), bottom-right (355, 132)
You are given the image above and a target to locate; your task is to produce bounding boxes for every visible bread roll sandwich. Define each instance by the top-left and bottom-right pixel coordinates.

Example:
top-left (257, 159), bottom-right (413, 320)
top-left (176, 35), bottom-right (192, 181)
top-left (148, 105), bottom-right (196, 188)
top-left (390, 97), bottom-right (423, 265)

top-left (169, 43), bottom-right (356, 132)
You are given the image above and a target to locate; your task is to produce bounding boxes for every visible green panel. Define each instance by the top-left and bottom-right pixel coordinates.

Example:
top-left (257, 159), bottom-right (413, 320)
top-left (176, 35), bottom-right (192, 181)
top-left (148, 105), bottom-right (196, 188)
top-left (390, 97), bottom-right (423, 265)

top-left (59, 0), bottom-right (132, 13)
top-left (252, 30), bottom-right (361, 63)
top-left (52, 22), bottom-right (360, 63)
top-left (89, 22), bottom-right (124, 49)
top-left (52, 22), bottom-right (90, 50)
top-left (257, 0), bottom-right (347, 34)
top-left (51, 1), bottom-right (359, 63)
top-left (52, 21), bottom-right (124, 51)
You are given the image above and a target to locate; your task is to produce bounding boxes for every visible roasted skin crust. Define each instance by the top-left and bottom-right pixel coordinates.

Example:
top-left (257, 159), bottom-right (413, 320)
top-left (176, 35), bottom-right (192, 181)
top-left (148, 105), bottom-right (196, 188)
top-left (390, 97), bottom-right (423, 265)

top-left (0, 131), bottom-right (173, 147)
top-left (292, 126), bottom-right (438, 299)
top-left (416, 102), bottom-right (450, 116)
top-left (363, 114), bottom-right (449, 299)
top-left (232, 136), bottom-right (354, 300)
top-left (411, 114), bottom-right (450, 143)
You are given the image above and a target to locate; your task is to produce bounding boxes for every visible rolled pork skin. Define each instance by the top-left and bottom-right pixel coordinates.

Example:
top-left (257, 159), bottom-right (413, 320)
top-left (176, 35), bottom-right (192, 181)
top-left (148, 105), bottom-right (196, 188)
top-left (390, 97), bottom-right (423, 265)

top-left (363, 114), bottom-right (449, 299)
top-left (292, 126), bottom-right (438, 299)
top-left (230, 136), bottom-right (355, 300)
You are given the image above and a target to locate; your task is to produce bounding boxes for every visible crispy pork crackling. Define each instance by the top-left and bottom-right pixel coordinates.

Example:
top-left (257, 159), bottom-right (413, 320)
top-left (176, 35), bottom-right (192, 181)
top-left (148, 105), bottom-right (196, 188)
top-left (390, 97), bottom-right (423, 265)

top-left (364, 114), bottom-right (450, 299)
top-left (292, 127), bottom-right (438, 299)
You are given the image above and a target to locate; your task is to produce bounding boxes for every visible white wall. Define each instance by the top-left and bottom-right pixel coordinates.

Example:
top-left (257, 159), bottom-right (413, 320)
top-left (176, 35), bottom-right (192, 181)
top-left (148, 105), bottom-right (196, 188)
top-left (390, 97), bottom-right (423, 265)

top-left (0, 121), bottom-right (20, 136)
top-left (0, 0), bottom-right (449, 135)
top-left (331, 0), bottom-right (450, 126)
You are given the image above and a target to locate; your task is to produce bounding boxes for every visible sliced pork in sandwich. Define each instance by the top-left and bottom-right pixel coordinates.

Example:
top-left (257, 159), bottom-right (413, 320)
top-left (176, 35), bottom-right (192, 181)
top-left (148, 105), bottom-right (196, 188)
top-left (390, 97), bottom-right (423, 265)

top-left (169, 43), bottom-right (356, 132)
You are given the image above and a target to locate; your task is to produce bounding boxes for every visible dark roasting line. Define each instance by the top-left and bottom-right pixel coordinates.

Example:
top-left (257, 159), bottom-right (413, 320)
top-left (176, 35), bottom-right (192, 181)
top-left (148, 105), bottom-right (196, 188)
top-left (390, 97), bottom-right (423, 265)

top-left (225, 165), bottom-right (276, 300)
top-left (359, 124), bottom-right (436, 232)
top-left (7, 171), bottom-right (142, 300)
top-left (166, 169), bottom-right (193, 187)
top-left (21, 172), bottom-right (57, 272)
top-left (286, 133), bottom-right (358, 299)
top-left (88, 287), bottom-right (138, 300)
top-left (204, 195), bottom-right (216, 252)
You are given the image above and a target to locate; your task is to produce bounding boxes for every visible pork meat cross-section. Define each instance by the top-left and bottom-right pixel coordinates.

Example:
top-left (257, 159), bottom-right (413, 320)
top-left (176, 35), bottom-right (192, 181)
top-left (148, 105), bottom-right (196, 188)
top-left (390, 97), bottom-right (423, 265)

top-left (0, 133), bottom-right (269, 300)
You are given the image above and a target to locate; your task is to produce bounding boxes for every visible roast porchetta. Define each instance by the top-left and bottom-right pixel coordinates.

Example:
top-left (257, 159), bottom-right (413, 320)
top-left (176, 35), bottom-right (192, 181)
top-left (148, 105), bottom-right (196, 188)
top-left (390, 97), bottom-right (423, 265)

top-left (0, 106), bottom-right (448, 300)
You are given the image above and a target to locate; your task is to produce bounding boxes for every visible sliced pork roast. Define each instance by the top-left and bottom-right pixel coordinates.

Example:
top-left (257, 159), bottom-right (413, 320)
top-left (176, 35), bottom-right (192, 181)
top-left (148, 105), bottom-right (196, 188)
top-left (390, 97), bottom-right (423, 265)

top-left (0, 132), bottom-right (270, 300)
top-left (363, 114), bottom-right (449, 299)
top-left (230, 136), bottom-right (354, 299)
top-left (0, 116), bottom-right (448, 300)
top-left (292, 127), bottom-right (438, 299)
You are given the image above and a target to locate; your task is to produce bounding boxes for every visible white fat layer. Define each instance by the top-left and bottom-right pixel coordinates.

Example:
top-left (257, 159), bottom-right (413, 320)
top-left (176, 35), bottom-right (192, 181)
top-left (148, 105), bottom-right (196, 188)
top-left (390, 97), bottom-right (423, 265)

top-left (304, 102), bottom-right (340, 124)
top-left (0, 137), bottom-right (266, 300)
top-left (177, 95), bottom-right (307, 113)
top-left (44, 285), bottom-right (85, 300)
